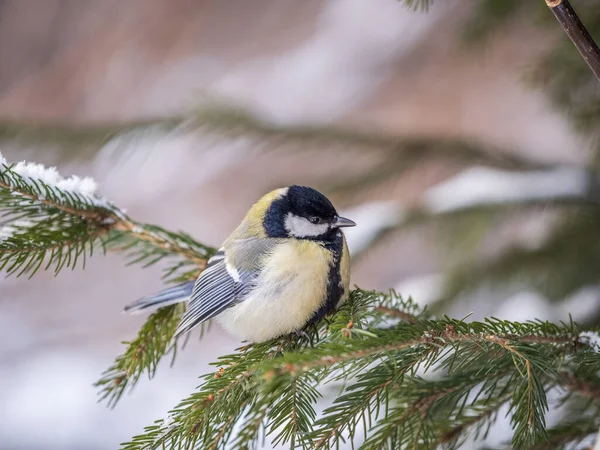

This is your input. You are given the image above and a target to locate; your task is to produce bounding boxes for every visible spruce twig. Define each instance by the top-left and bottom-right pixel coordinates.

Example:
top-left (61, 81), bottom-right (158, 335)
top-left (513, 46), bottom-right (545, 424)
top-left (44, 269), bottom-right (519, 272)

top-left (545, 0), bottom-right (600, 81)
top-left (0, 158), bottom-right (212, 277)
top-left (0, 155), bottom-right (213, 407)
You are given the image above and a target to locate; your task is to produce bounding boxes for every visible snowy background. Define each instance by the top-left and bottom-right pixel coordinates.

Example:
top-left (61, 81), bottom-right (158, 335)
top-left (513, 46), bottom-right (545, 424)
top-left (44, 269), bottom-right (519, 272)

top-left (0, 1), bottom-right (595, 449)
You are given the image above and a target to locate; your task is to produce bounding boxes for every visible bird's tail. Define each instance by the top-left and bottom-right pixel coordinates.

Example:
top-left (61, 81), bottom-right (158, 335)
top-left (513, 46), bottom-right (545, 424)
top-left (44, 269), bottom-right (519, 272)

top-left (124, 281), bottom-right (195, 314)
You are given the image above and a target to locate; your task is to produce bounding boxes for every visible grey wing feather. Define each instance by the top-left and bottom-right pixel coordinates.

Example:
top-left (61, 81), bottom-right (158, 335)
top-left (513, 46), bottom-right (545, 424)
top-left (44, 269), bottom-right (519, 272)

top-left (174, 259), bottom-right (235, 336)
top-left (124, 281), bottom-right (194, 314)
top-left (174, 239), bottom-right (276, 337)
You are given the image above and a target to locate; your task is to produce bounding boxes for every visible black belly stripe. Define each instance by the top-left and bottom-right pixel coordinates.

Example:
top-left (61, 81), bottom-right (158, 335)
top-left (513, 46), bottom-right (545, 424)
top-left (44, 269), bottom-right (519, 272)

top-left (305, 231), bottom-right (345, 327)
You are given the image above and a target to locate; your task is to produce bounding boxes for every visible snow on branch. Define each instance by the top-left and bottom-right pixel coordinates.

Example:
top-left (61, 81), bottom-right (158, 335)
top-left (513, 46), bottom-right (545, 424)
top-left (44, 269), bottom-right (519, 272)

top-left (0, 153), bottom-right (215, 411)
top-left (0, 152), bottom-right (213, 277)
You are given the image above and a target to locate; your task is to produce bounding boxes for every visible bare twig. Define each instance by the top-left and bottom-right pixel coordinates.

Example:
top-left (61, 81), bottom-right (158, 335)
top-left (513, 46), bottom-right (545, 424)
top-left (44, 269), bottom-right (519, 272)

top-left (374, 306), bottom-right (418, 324)
top-left (545, 0), bottom-right (600, 81)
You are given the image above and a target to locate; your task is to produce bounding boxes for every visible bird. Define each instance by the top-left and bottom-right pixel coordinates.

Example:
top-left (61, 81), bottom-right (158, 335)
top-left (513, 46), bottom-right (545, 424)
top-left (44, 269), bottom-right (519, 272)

top-left (124, 185), bottom-right (356, 343)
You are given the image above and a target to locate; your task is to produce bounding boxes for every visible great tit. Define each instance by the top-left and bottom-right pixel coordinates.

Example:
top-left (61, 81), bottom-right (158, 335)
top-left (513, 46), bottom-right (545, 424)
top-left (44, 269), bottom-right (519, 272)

top-left (125, 185), bottom-right (356, 343)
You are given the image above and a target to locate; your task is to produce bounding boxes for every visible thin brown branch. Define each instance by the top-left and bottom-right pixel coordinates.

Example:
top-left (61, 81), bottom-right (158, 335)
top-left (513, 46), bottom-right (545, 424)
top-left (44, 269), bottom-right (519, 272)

top-left (516, 334), bottom-right (578, 345)
top-left (438, 393), bottom-right (513, 445)
top-left (482, 334), bottom-right (535, 427)
top-left (374, 384), bottom-right (463, 446)
top-left (560, 373), bottom-right (600, 400)
top-left (114, 220), bottom-right (208, 268)
top-left (374, 306), bottom-right (418, 324)
top-left (277, 326), bottom-right (575, 375)
top-left (277, 326), bottom-right (556, 429)
top-left (313, 346), bottom-right (439, 449)
top-left (545, 0), bottom-right (600, 81)
top-left (208, 414), bottom-right (237, 450)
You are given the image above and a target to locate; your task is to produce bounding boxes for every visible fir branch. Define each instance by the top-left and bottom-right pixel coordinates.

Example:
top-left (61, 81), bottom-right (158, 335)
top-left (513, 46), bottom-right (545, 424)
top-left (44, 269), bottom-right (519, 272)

top-left (311, 345), bottom-right (441, 449)
top-left (267, 375), bottom-right (320, 448)
top-left (439, 211), bottom-right (600, 305)
top-left (360, 382), bottom-right (465, 449)
top-left (0, 103), bottom-right (552, 179)
top-left (259, 318), bottom-right (577, 448)
top-left (264, 320), bottom-right (576, 376)
top-left (0, 161), bottom-right (133, 282)
top-left (560, 372), bottom-right (600, 401)
top-left (529, 417), bottom-right (600, 450)
top-left (0, 155), bottom-right (215, 409)
top-left (0, 159), bottom-right (119, 276)
top-left (122, 328), bottom-right (325, 450)
top-left (0, 156), bottom-right (213, 279)
top-left (437, 393), bottom-right (513, 448)
top-left (545, 0), bottom-right (600, 81)
top-left (96, 289), bottom-right (595, 449)
top-left (112, 221), bottom-right (210, 267)
top-left (95, 304), bottom-right (185, 408)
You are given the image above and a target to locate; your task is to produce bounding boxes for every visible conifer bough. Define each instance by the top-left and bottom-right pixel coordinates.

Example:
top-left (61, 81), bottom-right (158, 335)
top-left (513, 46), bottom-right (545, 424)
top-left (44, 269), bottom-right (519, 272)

top-left (2, 154), bottom-right (600, 449)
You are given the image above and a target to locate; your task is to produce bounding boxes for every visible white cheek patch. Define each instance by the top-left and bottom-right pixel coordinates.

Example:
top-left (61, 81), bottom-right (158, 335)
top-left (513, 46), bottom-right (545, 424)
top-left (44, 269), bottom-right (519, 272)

top-left (284, 213), bottom-right (329, 238)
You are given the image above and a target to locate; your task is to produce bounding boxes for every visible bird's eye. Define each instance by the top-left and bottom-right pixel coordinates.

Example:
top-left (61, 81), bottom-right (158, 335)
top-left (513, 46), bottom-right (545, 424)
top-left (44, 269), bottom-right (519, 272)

top-left (308, 216), bottom-right (322, 225)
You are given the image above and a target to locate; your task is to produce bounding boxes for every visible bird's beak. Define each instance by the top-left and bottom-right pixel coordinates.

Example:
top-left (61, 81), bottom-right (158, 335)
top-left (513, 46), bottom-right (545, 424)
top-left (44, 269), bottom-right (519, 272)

top-left (333, 216), bottom-right (356, 228)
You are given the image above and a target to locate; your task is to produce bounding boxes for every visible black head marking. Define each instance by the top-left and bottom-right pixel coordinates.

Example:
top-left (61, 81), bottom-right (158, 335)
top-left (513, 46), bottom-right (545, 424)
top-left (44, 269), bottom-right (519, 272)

top-left (286, 186), bottom-right (337, 222)
top-left (263, 186), bottom-right (339, 239)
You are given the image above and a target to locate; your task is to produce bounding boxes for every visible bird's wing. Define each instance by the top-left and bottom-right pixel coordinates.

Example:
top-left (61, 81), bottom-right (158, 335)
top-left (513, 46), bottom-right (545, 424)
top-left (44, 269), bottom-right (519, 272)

top-left (174, 238), bottom-right (277, 336)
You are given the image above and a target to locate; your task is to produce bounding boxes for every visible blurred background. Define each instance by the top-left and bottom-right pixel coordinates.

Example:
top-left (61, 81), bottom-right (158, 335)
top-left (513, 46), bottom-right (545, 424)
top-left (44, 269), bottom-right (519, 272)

top-left (1, 0), bottom-right (599, 448)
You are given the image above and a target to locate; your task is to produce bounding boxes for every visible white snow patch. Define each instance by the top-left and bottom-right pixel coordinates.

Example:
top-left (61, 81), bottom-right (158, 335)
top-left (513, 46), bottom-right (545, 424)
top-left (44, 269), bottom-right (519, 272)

top-left (12, 161), bottom-right (62, 187)
top-left (0, 219), bottom-right (34, 242)
top-left (561, 286), bottom-right (600, 322)
top-left (56, 175), bottom-right (99, 199)
top-left (341, 201), bottom-right (404, 256)
top-left (0, 151), bottom-right (6, 166)
top-left (0, 226), bottom-right (12, 242)
top-left (422, 167), bottom-right (588, 214)
top-left (493, 291), bottom-right (553, 322)
top-left (579, 331), bottom-right (600, 353)
top-left (8, 158), bottom-right (107, 207)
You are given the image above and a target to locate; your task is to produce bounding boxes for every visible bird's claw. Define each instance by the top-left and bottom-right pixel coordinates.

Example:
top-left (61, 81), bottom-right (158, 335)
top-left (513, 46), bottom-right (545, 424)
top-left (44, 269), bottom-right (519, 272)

top-left (293, 329), bottom-right (315, 347)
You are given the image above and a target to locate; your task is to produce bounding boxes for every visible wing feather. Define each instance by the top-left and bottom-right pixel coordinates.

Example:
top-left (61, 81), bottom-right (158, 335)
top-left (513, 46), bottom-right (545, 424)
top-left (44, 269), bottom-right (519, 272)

top-left (174, 238), bottom-right (280, 337)
top-left (175, 259), bottom-right (235, 336)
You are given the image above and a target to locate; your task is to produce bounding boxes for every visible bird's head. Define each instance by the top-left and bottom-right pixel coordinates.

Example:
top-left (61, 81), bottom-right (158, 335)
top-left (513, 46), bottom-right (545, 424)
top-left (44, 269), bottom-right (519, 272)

top-left (261, 185), bottom-right (356, 240)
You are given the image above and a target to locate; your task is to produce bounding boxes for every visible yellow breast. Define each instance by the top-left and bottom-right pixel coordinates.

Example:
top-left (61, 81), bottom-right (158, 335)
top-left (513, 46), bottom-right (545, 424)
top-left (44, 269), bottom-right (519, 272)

top-left (217, 239), bottom-right (333, 342)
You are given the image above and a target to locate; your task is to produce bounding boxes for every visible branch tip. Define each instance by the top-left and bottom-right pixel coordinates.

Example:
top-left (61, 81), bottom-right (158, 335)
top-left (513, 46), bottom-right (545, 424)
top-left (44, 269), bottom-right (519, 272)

top-left (545, 0), bottom-right (600, 81)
